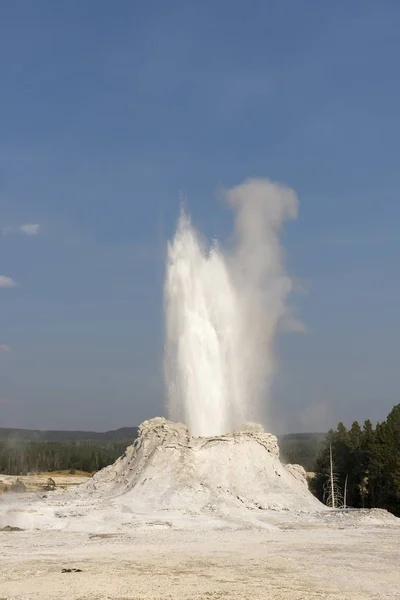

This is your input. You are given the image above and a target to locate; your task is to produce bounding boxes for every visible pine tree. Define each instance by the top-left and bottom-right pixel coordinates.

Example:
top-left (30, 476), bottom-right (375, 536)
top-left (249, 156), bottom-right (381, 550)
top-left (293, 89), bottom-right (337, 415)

top-left (348, 421), bottom-right (363, 506)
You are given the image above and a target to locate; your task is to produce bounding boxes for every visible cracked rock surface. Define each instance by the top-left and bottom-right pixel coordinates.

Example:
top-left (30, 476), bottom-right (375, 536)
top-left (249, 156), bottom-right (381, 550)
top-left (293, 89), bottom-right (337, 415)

top-left (82, 417), bottom-right (322, 513)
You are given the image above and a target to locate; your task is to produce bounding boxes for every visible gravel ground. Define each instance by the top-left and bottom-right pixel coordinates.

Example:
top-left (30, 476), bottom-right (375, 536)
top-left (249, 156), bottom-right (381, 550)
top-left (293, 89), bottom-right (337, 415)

top-left (0, 509), bottom-right (399, 600)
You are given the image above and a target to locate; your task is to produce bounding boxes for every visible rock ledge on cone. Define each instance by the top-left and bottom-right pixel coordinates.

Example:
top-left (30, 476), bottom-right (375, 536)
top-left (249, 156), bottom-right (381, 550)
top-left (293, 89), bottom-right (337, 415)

top-left (83, 417), bottom-right (323, 513)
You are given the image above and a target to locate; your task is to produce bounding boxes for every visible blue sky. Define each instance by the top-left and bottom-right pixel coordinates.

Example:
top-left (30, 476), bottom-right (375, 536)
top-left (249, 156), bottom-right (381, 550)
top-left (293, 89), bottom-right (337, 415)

top-left (1, 0), bottom-right (399, 433)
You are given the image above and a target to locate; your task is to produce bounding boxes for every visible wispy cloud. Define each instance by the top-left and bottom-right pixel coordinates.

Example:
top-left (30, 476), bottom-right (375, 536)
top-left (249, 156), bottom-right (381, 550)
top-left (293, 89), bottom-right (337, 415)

top-left (19, 223), bottom-right (41, 236)
top-left (0, 275), bottom-right (16, 288)
top-left (0, 345), bottom-right (10, 352)
top-left (2, 223), bottom-right (41, 236)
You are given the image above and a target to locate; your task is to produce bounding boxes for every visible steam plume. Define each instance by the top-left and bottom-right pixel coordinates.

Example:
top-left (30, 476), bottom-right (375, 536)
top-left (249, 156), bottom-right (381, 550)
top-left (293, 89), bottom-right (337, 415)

top-left (164, 178), bottom-right (299, 436)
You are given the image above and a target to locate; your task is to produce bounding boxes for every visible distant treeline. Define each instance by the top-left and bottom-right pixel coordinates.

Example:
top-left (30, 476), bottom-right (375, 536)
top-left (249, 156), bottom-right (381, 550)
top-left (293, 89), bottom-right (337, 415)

top-left (278, 432), bottom-right (326, 472)
top-left (312, 404), bottom-right (400, 517)
top-left (0, 426), bottom-right (139, 475)
top-left (0, 439), bottom-right (131, 475)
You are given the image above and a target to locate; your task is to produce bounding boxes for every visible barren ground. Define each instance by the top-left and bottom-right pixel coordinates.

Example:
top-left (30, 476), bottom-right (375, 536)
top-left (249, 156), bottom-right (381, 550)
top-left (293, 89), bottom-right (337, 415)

top-left (1, 430), bottom-right (399, 600)
top-left (0, 472), bottom-right (91, 494)
top-left (0, 496), bottom-right (399, 600)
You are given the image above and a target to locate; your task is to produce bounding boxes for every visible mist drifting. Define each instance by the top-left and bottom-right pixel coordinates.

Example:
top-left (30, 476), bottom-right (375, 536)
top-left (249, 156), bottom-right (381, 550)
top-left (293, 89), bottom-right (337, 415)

top-left (164, 178), bottom-right (299, 436)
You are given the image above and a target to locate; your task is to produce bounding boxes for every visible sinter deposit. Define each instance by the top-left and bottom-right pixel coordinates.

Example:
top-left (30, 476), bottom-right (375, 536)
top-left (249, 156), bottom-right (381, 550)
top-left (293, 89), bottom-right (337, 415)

top-left (84, 417), bottom-right (322, 512)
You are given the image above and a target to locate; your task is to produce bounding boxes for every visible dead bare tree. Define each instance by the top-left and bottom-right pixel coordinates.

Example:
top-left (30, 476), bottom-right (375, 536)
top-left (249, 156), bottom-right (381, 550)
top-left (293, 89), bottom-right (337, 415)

top-left (323, 443), bottom-right (344, 508)
top-left (343, 474), bottom-right (348, 509)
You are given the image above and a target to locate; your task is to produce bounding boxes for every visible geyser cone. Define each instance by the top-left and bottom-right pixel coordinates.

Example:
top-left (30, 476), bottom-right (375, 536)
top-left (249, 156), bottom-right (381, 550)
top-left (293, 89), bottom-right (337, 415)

top-left (86, 418), bottom-right (323, 513)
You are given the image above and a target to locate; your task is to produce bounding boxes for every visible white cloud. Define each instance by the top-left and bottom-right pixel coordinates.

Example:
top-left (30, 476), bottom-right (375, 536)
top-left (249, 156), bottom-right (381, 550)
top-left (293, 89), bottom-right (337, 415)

top-left (0, 345), bottom-right (10, 352)
top-left (19, 223), bottom-right (40, 235)
top-left (0, 275), bottom-right (16, 288)
top-left (1, 223), bottom-right (41, 236)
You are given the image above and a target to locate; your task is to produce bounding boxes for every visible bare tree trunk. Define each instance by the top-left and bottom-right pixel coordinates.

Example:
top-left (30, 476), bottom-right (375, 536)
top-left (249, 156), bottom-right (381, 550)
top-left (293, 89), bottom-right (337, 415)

top-left (330, 443), bottom-right (335, 508)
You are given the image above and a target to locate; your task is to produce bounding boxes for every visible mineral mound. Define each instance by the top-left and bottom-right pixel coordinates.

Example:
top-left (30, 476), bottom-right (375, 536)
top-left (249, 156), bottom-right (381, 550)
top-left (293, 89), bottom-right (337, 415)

top-left (83, 417), bottom-right (323, 513)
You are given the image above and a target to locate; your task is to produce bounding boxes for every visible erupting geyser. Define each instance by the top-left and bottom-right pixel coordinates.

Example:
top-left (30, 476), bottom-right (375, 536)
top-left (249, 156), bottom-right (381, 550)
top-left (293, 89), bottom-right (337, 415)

top-left (0, 179), bottom-right (327, 532)
top-left (79, 179), bottom-right (322, 517)
top-left (164, 178), bottom-right (300, 436)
